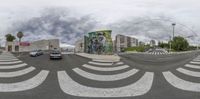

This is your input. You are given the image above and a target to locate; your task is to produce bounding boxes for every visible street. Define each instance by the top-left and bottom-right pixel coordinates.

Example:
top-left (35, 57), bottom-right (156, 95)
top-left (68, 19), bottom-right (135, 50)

top-left (0, 51), bottom-right (200, 99)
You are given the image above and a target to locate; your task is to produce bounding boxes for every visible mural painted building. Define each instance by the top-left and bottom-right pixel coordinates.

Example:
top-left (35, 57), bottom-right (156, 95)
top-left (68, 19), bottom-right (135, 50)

top-left (84, 30), bottom-right (113, 55)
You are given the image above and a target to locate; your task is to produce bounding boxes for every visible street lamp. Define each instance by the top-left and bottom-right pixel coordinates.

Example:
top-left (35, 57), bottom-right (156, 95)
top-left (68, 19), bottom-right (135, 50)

top-left (172, 23), bottom-right (176, 39)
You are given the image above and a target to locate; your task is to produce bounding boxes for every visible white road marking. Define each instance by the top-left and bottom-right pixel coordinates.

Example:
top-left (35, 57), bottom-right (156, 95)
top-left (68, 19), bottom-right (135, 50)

top-left (73, 68), bottom-right (139, 81)
top-left (0, 57), bottom-right (17, 60)
top-left (0, 55), bottom-right (15, 58)
top-left (92, 59), bottom-right (119, 63)
top-left (58, 71), bottom-right (154, 97)
top-left (115, 62), bottom-right (124, 65)
top-left (193, 59), bottom-right (200, 62)
top-left (0, 67), bottom-right (35, 78)
top-left (0, 59), bottom-right (19, 62)
top-left (0, 70), bottom-right (49, 92)
top-left (0, 63), bottom-right (27, 69)
top-left (0, 61), bottom-right (22, 64)
top-left (82, 64), bottom-right (129, 71)
top-left (185, 64), bottom-right (200, 69)
top-left (163, 71), bottom-right (200, 92)
top-left (190, 61), bottom-right (200, 65)
top-left (177, 68), bottom-right (200, 77)
top-left (88, 61), bottom-right (113, 66)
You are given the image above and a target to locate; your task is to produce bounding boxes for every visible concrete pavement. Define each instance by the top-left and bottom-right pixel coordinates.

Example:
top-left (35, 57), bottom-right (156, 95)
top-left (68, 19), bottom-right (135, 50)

top-left (0, 51), bottom-right (200, 99)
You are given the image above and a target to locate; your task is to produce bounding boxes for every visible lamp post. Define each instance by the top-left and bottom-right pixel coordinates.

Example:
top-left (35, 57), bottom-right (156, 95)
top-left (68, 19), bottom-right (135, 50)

top-left (172, 23), bottom-right (176, 39)
top-left (169, 36), bottom-right (172, 52)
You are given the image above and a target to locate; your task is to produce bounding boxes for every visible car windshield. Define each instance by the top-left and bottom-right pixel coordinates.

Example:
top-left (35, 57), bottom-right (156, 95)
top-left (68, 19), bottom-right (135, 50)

top-left (51, 51), bottom-right (60, 54)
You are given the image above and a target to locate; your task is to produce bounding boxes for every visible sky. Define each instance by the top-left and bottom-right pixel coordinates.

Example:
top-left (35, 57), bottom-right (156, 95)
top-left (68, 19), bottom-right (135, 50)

top-left (0, 0), bottom-right (200, 46)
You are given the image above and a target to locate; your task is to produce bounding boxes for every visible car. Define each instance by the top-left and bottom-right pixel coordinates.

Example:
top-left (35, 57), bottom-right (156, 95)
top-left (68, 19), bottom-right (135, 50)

top-left (29, 50), bottom-right (43, 57)
top-left (49, 50), bottom-right (62, 59)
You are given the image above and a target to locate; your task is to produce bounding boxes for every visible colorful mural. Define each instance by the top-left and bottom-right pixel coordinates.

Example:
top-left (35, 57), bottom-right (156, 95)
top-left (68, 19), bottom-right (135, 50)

top-left (85, 30), bottom-right (113, 54)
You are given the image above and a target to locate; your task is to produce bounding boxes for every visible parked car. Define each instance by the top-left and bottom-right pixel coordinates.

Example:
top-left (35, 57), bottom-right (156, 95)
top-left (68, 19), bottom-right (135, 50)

top-left (30, 50), bottom-right (43, 57)
top-left (50, 50), bottom-right (62, 59)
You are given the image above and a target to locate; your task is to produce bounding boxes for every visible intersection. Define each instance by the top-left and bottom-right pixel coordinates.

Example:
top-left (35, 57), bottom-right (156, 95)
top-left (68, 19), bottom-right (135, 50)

top-left (0, 51), bottom-right (200, 99)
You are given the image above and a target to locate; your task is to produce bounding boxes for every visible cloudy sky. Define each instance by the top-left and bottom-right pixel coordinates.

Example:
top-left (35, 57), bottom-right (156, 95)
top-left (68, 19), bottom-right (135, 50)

top-left (0, 0), bottom-right (200, 46)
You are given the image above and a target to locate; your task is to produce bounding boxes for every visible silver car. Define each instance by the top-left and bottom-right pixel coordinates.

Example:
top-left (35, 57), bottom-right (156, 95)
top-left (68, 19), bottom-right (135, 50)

top-left (30, 50), bottom-right (43, 57)
top-left (50, 50), bottom-right (62, 59)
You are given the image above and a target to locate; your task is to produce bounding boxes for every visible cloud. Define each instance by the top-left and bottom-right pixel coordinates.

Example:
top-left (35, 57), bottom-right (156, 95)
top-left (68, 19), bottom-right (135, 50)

top-left (4, 7), bottom-right (199, 46)
top-left (108, 15), bottom-right (198, 43)
top-left (8, 7), bottom-right (98, 44)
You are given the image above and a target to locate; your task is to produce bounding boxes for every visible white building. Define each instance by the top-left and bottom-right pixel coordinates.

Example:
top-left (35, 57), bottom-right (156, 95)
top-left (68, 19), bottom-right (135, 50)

top-left (75, 38), bottom-right (84, 53)
top-left (150, 40), bottom-right (156, 47)
top-left (5, 39), bottom-right (60, 52)
top-left (115, 34), bottom-right (138, 52)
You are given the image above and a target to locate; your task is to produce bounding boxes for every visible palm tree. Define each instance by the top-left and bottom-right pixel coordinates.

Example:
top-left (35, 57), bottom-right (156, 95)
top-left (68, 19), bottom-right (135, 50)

top-left (17, 31), bottom-right (24, 43)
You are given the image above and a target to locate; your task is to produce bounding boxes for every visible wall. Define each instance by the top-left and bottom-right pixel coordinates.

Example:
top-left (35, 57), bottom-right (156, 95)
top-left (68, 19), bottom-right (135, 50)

top-left (6, 39), bottom-right (60, 52)
top-left (86, 30), bottom-right (113, 55)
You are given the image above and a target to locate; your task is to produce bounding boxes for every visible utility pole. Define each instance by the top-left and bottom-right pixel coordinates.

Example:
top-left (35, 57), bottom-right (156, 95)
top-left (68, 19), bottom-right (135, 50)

top-left (169, 36), bottom-right (172, 52)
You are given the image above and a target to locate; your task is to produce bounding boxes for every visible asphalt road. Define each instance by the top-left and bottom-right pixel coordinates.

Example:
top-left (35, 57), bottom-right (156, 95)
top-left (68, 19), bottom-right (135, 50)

top-left (0, 51), bottom-right (200, 99)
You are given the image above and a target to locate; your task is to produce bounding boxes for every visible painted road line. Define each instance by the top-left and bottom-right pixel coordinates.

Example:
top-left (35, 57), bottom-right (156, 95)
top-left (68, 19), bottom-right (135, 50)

top-left (177, 68), bottom-right (200, 77)
top-left (190, 61), bottom-right (200, 65)
top-left (88, 61), bottom-right (113, 66)
top-left (0, 57), bottom-right (17, 59)
top-left (0, 56), bottom-right (15, 58)
top-left (185, 64), bottom-right (200, 69)
top-left (0, 63), bottom-right (27, 69)
top-left (0, 59), bottom-right (19, 62)
top-left (82, 64), bottom-right (129, 72)
top-left (58, 71), bottom-right (154, 97)
top-left (115, 62), bottom-right (124, 65)
top-left (193, 59), bottom-right (200, 62)
top-left (163, 71), bottom-right (200, 92)
top-left (0, 70), bottom-right (49, 92)
top-left (92, 59), bottom-right (118, 63)
top-left (0, 55), bottom-right (15, 58)
top-left (73, 68), bottom-right (139, 81)
top-left (0, 61), bottom-right (22, 65)
top-left (0, 67), bottom-right (35, 78)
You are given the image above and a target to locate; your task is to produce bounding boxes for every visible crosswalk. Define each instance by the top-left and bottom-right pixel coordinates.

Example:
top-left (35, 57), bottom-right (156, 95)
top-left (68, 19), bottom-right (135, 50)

top-left (1, 51), bottom-right (200, 97)
top-left (147, 51), bottom-right (168, 55)
top-left (0, 52), bottom-right (49, 92)
top-left (57, 59), bottom-right (154, 97)
top-left (163, 55), bottom-right (200, 92)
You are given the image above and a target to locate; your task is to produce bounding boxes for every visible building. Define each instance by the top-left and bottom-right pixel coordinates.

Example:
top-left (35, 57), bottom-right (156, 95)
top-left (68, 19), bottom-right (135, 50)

top-left (115, 34), bottom-right (138, 52)
top-left (75, 38), bottom-right (84, 53)
top-left (139, 41), bottom-right (145, 46)
top-left (150, 40), bottom-right (156, 47)
top-left (5, 39), bottom-right (60, 52)
top-left (83, 30), bottom-right (113, 55)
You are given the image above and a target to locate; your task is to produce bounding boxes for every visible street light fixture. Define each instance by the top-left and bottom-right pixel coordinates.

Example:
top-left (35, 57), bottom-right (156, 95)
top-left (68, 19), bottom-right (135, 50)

top-left (172, 23), bottom-right (176, 39)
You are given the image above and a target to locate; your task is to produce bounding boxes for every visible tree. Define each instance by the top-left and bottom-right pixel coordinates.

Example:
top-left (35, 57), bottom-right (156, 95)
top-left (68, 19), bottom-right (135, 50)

top-left (158, 41), bottom-right (169, 48)
top-left (5, 34), bottom-right (16, 42)
top-left (171, 36), bottom-right (189, 51)
top-left (17, 31), bottom-right (24, 42)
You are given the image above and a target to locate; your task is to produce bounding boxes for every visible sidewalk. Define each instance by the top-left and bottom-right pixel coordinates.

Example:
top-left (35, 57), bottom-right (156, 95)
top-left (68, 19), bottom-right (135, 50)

top-left (76, 53), bottom-right (120, 61)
